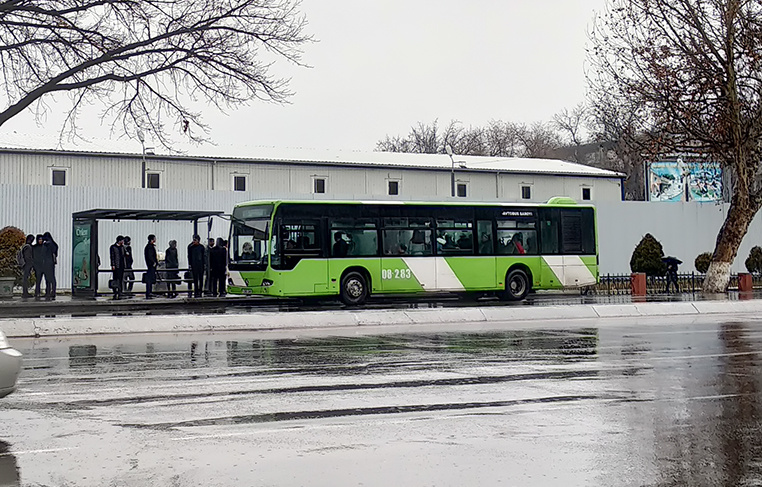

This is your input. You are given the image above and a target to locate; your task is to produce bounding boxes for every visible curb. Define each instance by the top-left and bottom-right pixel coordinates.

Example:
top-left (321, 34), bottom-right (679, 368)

top-left (3, 299), bottom-right (762, 338)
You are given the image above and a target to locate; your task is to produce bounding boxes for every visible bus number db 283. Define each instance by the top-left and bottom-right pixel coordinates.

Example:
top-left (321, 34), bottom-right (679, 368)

top-left (382, 269), bottom-right (413, 280)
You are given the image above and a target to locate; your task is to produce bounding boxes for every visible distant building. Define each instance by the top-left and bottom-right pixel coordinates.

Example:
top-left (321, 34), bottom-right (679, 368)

top-left (0, 143), bottom-right (625, 289)
top-left (0, 146), bottom-right (625, 202)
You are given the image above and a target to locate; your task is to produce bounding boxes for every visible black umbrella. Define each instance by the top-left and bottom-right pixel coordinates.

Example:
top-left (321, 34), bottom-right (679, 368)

top-left (662, 256), bottom-right (683, 265)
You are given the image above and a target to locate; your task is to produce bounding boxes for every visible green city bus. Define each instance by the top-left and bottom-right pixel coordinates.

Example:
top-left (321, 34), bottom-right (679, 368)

top-left (227, 198), bottom-right (598, 304)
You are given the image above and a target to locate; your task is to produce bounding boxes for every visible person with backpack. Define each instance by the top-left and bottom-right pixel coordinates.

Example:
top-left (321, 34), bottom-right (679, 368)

top-left (18, 235), bottom-right (34, 298)
top-left (32, 234), bottom-right (45, 299)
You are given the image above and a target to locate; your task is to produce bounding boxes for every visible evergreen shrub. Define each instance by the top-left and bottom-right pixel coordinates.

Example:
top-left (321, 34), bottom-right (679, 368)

top-left (630, 233), bottom-right (667, 276)
top-left (694, 252), bottom-right (712, 274)
top-left (745, 246), bottom-right (762, 275)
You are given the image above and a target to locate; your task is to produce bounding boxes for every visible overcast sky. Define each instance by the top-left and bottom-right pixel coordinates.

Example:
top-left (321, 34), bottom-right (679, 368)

top-left (4, 1), bottom-right (610, 154)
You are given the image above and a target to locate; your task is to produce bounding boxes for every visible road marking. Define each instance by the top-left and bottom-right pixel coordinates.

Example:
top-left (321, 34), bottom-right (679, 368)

top-left (1, 447), bottom-right (78, 456)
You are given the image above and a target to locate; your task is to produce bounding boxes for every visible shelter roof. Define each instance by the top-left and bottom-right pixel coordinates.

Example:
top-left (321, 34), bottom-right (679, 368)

top-left (72, 209), bottom-right (223, 221)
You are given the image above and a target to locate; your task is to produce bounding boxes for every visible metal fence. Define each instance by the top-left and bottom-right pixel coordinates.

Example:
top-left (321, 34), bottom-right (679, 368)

top-left (589, 273), bottom-right (762, 295)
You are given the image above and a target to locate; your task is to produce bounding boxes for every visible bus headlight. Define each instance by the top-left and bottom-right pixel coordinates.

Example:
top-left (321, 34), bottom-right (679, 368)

top-left (262, 279), bottom-right (274, 287)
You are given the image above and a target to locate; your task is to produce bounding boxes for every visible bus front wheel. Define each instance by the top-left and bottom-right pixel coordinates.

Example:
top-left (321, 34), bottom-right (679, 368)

top-left (501, 269), bottom-right (530, 301)
top-left (340, 271), bottom-right (368, 306)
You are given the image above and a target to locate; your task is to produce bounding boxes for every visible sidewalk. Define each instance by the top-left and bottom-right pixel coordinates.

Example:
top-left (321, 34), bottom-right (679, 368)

top-left (2, 291), bottom-right (762, 339)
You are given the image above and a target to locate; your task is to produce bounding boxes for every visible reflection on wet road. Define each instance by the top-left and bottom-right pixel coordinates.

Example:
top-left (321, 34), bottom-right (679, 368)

top-left (2, 316), bottom-right (762, 485)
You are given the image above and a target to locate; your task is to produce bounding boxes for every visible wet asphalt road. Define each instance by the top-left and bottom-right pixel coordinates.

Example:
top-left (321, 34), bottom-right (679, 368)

top-left (1, 314), bottom-right (762, 486)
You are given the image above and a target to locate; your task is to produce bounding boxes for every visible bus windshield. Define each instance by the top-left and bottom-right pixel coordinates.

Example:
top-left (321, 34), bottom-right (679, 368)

top-left (230, 205), bottom-right (272, 269)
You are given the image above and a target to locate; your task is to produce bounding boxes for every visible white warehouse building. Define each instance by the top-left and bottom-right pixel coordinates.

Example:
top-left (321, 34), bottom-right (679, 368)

top-left (0, 145), bottom-right (625, 201)
top-left (0, 143), bottom-right (626, 290)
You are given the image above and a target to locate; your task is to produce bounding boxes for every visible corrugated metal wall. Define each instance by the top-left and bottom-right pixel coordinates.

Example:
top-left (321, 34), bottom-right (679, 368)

top-left (0, 151), bottom-right (624, 202)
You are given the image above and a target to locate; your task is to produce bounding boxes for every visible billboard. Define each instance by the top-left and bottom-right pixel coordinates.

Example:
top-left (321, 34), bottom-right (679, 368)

top-left (649, 161), bottom-right (722, 202)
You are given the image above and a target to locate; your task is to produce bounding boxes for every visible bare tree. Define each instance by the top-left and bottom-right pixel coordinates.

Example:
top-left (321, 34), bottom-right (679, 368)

top-left (485, 120), bottom-right (522, 157)
top-left (553, 104), bottom-right (588, 162)
top-left (377, 119), bottom-right (563, 158)
top-left (0, 0), bottom-right (310, 148)
top-left (589, 0), bottom-right (762, 293)
top-left (517, 122), bottom-right (562, 158)
top-left (586, 93), bottom-right (648, 200)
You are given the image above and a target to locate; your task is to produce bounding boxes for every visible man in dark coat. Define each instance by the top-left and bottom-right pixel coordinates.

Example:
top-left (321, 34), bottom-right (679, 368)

top-left (109, 235), bottom-right (126, 299)
top-left (164, 240), bottom-right (180, 298)
top-left (21, 235), bottom-right (34, 298)
top-left (41, 232), bottom-right (58, 300)
top-left (144, 234), bottom-right (158, 299)
top-left (32, 234), bottom-right (44, 299)
top-left (123, 236), bottom-right (135, 292)
top-left (204, 237), bottom-right (215, 295)
top-left (209, 237), bottom-right (228, 297)
top-left (187, 235), bottom-right (206, 298)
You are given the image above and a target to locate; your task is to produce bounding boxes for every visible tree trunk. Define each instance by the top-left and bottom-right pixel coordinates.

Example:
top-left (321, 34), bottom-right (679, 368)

top-left (703, 201), bottom-right (757, 293)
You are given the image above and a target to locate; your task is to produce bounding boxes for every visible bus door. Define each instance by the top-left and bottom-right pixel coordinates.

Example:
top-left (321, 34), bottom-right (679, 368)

top-left (381, 217), bottom-right (434, 293)
top-left (434, 216), bottom-right (483, 291)
top-left (274, 220), bottom-right (328, 294)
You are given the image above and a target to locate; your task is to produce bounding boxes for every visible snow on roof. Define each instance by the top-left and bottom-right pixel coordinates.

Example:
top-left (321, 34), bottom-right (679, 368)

top-left (0, 131), bottom-right (624, 178)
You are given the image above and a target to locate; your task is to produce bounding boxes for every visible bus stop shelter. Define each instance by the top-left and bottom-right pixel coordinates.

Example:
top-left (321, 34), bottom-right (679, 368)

top-left (71, 209), bottom-right (224, 298)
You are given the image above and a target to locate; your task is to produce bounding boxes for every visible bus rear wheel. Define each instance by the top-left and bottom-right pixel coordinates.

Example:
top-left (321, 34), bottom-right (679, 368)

top-left (501, 268), bottom-right (530, 301)
top-left (340, 271), bottom-right (368, 306)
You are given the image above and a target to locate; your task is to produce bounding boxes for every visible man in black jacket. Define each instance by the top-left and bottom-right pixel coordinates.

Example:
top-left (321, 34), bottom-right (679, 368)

top-left (209, 237), bottom-right (228, 297)
top-left (187, 235), bottom-right (206, 298)
top-left (32, 234), bottom-right (44, 299)
top-left (109, 235), bottom-right (126, 299)
top-left (123, 236), bottom-right (135, 292)
top-left (41, 232), bottom-right (58, 300)
top-left (21, 235), bottom-right (34, 298)
top-left (144, 234), bottom-right (158, 299)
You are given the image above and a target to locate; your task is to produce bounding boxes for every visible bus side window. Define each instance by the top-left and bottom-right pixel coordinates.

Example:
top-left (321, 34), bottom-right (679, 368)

top-left (560, 209), bottom-right (583, 253)
top-left (540, 209), bottom-right (560, 254)
top-left (477, 220), bottom-right (493, 255)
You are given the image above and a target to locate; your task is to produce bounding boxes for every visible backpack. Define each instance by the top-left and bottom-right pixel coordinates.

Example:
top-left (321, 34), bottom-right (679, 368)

top-left (15, 247), bottom-right (25, 267)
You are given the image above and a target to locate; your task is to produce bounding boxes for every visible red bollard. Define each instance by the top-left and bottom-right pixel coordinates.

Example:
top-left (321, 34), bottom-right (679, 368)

top-left (739, 273), bottom-right (753, 293)
top-left (631, 272), bottom-right (646, 297)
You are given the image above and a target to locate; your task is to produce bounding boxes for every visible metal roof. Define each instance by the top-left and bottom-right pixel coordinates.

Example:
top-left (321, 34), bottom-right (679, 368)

top-left (72, 209), bottom-right (224, 221)
top-left (0, 133), bottom-right (626, 179)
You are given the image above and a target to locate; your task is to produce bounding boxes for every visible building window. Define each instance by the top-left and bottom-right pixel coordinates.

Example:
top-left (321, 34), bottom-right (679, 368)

top-left (234, 175), bottom-right (247, 192)
top-left (582, 187), bottom-right (591, 200)
top-left (456, 183), bottom-right (467, 198)
top-left (314, 178), bottom-right (326, 194)
top-left (388, 180), bottom-right (399, 196)
top-left (51, 169), bottom-right (67, 186)
top-left (521, 185), bottom-right (531, 200)
top-left (147, 172), bottom-right (161, 189)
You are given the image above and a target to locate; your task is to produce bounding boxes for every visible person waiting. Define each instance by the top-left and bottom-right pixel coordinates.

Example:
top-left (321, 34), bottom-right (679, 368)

top-left (511, 233), bottom-right (525, 254)
top-left (479, 233), bottom-right (493, 254)
top-left (333, 232), bottom-right (349, 257)
top-left (408, 230), bottom-right (427, 255)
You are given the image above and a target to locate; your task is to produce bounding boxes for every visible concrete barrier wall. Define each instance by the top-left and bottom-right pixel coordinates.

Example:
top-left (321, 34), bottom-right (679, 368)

top-left (4, 300), bottom-right (762, 338)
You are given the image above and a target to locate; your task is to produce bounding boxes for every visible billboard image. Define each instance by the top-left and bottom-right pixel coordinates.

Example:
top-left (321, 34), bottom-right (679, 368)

top-left (72, 221), bottom-right (92, 289)
top-left (649, 161), bottom-right (722, 202)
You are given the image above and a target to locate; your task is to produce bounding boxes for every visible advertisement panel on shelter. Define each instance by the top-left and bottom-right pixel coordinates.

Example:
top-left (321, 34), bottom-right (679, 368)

top-left (72, 221), bottom-right (92, 289)
top-left (649, 161), bottom-right (722, 202)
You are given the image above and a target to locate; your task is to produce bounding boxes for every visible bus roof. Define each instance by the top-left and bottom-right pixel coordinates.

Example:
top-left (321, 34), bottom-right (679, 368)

top-left (235, 198), bottom-right (591, 208)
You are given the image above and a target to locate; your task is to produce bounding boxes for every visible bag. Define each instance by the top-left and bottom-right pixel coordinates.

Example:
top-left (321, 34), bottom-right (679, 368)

top-left (108, 279), bottom-right (119, 290)
top-left (141, 274), bottom-right (147, 283)
top-left (15, 247), bottom-right (25, 267)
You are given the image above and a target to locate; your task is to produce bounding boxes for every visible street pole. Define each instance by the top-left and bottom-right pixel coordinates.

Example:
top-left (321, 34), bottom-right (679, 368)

top-left (446, 145), bottom-right (455, 197)
top-left (138, 130), bottom-right (146, 188)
